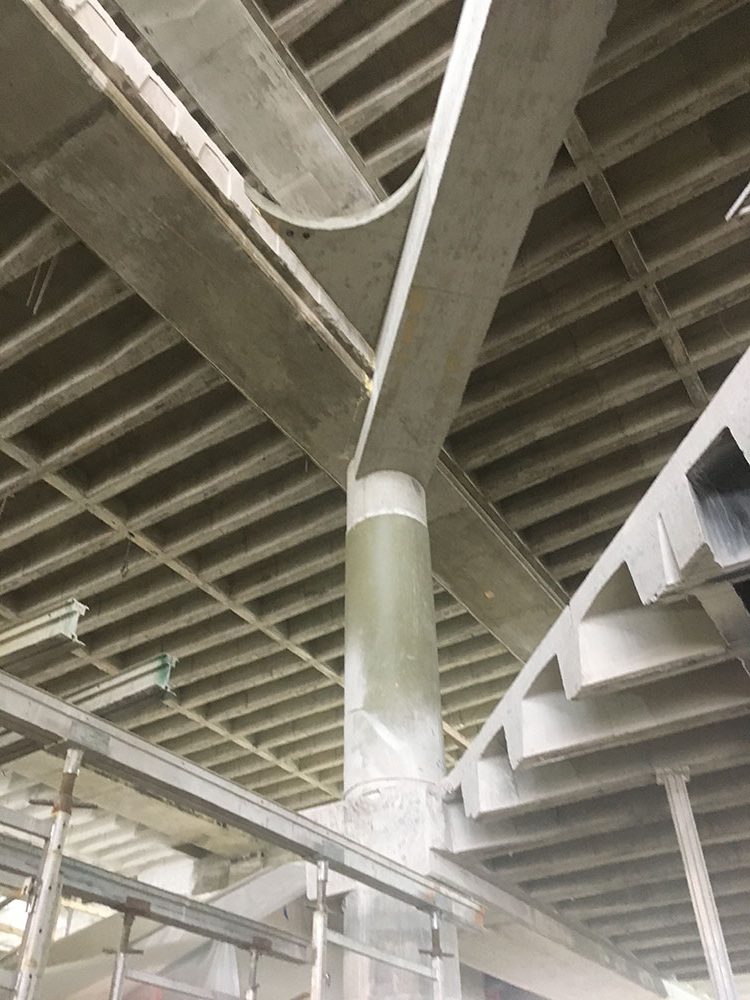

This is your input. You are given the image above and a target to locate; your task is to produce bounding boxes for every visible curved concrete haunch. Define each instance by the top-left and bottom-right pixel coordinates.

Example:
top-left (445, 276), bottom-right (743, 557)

top-left (251, 162), bottom-right (424, 346)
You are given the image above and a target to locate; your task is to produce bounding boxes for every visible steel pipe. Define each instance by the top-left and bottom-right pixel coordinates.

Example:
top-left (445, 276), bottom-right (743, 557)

top-left (658, 768), bottom-right (737, 1000)
top-left (14, 748), bottom-right (83, 1000)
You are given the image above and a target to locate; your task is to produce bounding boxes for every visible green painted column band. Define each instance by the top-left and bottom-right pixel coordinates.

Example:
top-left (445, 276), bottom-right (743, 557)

top-left (344, 508), bottom-right (444, 793)
top-left (342, 469), bottom-right (457, 999)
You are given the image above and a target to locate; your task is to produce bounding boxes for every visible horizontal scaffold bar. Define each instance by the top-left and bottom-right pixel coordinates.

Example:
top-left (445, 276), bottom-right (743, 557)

top-left (0, 671), bottom-right (483, 927)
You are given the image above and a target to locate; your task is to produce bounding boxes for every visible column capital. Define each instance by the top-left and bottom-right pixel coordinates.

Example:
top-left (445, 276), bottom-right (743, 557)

top-left (346, 466), bottom-right (426, 532)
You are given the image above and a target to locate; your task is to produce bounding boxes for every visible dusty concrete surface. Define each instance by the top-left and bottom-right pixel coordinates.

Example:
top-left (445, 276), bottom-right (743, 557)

top-left (0, 0), bottom-right (749, 991)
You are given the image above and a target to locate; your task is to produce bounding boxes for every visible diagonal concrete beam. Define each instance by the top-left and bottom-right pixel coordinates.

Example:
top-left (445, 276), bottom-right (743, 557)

top-left (114, 0), bottom-right (382, 215)
top-left (353, 0), bottom-right (617, 485)
top-left (0, 0), bottom-right (564, 659)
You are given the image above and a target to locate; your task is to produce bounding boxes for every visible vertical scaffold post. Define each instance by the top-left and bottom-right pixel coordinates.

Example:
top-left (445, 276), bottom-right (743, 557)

top-left (430, 913), bottom-right (446, 1000)
top-left (14, 748), bottom-right (84, 1000)
top-left (245, 948), bottom-right (260, 1000)
top-left (657, 768), bottom-right (737, 1000)
top-left (310, 860), bottom-right (329, 1000)
top-left (107, 912), bottom-right (134, 1000)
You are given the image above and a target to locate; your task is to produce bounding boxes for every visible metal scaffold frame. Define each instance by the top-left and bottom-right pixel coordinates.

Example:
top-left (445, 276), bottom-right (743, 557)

top-left (0, 676), bottom-right (482, 922)
top-left (12, 748), bottom-right (83, 1000)
top-left (308, 859), bottom-right (451, 1000)
top-left (0, 605), bottom-right (483, 999)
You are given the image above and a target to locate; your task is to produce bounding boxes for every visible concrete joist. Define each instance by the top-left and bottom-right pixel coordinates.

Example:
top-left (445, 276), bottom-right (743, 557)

top-left (447, 764), bottom-right (750, 864)
top-left (506, 658), bottom-right (750, 769)
top-left (0, 212), bottom-right (76, 292)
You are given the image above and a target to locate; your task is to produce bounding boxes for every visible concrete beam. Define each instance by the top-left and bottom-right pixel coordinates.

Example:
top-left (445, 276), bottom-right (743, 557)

top-left (114, 0), bottom-right (382, 215)
top-left (431, 855), bottom-right (667, 1000)
top-left (506, 659), bottom-right (750, 769)
top-left (449, 346), bottom-right (750, 800)
top-left (460, 719), bottom-right (750, 820)
top-left (0, 0), bottom-right (563, 659)
top-left (441, 345), bottom-right (750, 979)
top-left (0, 0), bottom-right (370, 478)
top-left (353, 0), bottom-right (616, 484)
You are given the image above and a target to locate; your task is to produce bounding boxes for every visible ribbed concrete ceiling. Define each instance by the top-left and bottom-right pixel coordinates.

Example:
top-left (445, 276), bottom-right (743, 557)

top-left (0, 0), bottom-right (749, 986)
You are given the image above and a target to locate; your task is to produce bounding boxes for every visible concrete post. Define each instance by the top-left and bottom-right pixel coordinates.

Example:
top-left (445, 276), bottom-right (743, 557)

top-left (343, 468), bottom-right (459, 1000)
top-left (657, 768), bottom-right (737, 1000)
top-left (15, 749), bottom-right (83, 1000)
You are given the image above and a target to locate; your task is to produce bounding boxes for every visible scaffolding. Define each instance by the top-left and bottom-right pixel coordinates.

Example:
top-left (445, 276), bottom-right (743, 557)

top-left (0, 604), bottom-right (482, 999)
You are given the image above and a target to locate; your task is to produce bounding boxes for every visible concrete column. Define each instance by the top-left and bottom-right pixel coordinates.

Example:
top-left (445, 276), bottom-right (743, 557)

top-left (343, 467), bottom-right (459, 1000)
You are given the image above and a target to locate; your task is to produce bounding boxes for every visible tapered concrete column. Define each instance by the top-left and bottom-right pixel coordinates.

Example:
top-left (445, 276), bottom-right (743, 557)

top-left (343, 467), bottom-right (459, 1000)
